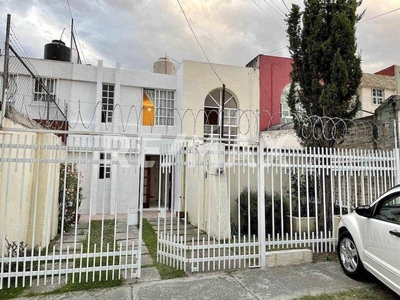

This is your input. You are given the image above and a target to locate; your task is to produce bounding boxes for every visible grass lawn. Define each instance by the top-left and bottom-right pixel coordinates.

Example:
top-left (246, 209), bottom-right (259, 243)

top-left (0, 279), bottom-right (28, 299)
top-left (45, 219), bottom-right (125, 294)
top-left (142, 218), bottom-right (186, 280)
top-left (0, 220), bottom-right (125, 299)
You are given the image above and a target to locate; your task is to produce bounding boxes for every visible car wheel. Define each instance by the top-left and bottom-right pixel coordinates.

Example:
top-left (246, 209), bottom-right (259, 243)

top-left (338, 231), bottom-right (365, 279)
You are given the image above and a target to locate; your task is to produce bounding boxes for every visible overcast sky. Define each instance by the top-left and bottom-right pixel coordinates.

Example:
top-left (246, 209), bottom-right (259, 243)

top-left (0, 0), bottom-right (399, 74)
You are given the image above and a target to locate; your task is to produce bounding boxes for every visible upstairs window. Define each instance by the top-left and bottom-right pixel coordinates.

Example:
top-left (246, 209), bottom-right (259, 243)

top-left (372, 88), bottom-right (384, 105)
top-left (204, 88), bottom-right (238, 140)
top-left (99, 152), bottom-right (111, 179)
top-left (102, 84), bottom-right (114, 123)
top-left (280, 84), bottom-right (292, 124)
top-left (280, 83), bottom-right (304, 124)
top-left (142, 89), bottom-right (175, 126)
top-left (34, 77), bottom-right (57, 102)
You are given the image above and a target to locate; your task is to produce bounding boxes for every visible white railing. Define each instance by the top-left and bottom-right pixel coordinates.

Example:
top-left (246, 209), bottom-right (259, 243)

top-left (157, 140), bottom-right (398, 272)
top-left (0, 132), bottom-right (144, 289)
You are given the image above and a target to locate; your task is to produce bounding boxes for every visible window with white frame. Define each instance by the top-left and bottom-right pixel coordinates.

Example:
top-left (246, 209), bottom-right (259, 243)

top-left (372, 88), bottom-right (384, 105)
top-left (33, 77), bottom-right (57, 102)
top-left (280, 84), bottom-right (292, 124)
top-left (99, 152), bottom-right (111, 179)
top-left (143, 89), bottom-right (175, 126)
top-left (204, 88), bottom-right (238, 140)
top-left (102, 84), bottom-right (114, 123)
top-left (280, 83), bottom-right (304, 123)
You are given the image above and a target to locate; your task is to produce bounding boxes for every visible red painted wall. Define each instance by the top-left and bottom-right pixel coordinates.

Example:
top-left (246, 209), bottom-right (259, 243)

top-left (375, 65), bottom-right (395, 76)
top-left (257, 55), bottom-right (293, 131)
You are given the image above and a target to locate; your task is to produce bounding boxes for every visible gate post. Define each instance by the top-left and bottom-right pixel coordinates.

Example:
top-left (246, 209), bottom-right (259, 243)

top-left (257, 138), bottom-right (266, 267)
top-left (137, 137), bottom-right (146, 278)
top-left (1, 14), bottom-right (11, 125)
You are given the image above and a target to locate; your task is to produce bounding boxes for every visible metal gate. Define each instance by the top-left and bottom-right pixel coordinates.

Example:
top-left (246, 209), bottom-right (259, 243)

top-left (0, 131), bottom-right (145, 288)
top-left (157, 138), bottom-right (399, 272)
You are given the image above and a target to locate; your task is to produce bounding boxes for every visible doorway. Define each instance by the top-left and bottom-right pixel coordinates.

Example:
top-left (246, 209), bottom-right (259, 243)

top-left (143, 155), bottom-right (160, 209)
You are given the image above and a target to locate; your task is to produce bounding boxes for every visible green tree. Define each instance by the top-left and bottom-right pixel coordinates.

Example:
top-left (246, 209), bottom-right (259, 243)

top-left (286, 0), bottom-right (364, 231)
top-left (286, 0), bottom-right (364, 148)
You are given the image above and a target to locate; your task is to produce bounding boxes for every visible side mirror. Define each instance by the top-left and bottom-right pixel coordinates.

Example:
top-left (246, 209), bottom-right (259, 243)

top-left (355, 205), bottom-right (373, 217)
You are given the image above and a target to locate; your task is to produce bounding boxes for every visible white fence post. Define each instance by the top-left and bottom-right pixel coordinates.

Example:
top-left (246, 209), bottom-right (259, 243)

top-left (258, 138), bottom-right (266, 267)
top-left (395, 148), bottom-right (400, 185)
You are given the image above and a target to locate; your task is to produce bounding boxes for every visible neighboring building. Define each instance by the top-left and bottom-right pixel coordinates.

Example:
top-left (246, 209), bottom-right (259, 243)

top-left (0, 52), bottom-right (179, 218)
top-left (356, 73), bottom-right (396, 118)
top-left (246, 55), bottom-right (292, 131)
top-left (247, 54), bottom-right (397, 128)
top-left (375, 65), bottom-right (400, 94)
top-left (374, 94), bottom-right (400, 149)
top-left (0, 43), bottom-right (260, 222)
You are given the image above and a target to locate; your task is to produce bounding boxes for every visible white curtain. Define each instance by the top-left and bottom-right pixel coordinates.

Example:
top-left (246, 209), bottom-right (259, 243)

top-left (144, 89), bottom-right (155, 104)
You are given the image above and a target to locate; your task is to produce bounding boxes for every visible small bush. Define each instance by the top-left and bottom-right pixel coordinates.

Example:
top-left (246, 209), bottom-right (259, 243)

top-left (237, 188), bottom-right (288, 237)
top-left (1, 238), bottom-right (31, 273)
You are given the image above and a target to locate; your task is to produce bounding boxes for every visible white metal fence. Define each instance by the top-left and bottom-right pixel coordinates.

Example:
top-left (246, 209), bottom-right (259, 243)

top-left (1, 128), bottom-right (399, 289)
top-left (157, 139), bottom-right (399, 272)
top-left (0, 131), bottom-right (144, 289)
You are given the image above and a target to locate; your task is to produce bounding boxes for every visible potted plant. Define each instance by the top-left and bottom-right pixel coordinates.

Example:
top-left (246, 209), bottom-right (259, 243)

top-left (285, 170), bottom-right (318, 233)
top-left (285, 198), bottom-right (317, 233)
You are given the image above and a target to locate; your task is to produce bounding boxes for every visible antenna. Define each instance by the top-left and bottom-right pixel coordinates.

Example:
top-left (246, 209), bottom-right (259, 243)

top-left (60, 28), bottom-right (65, 41)
top-left (70, 18), bottom-right (82, 64)
top-left (67, 0), bottom-right (84, 64)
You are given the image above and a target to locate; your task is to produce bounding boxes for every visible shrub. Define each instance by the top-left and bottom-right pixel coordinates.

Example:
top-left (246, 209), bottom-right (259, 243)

top-left (1, 238), bottom-right (33, 273)
top-left (290, 169), bottom-right (318, 217)
top-left (237, 187), bottom-right (288, 237)
top-left (58, 163), bottom-right (83, 233)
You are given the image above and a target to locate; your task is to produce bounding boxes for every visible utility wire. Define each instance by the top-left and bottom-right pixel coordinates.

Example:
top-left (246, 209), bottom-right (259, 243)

top-left (176, 0), bottom-right (223, 84)
top-left (267, 0), bottom-right (286, 16)
top-left (359, 7), bottom-right (400, 23)
top-left (167, 55), bottom-right (182, 65)
top-left (252, 0), bottom-right (285, 31)
top-left (264, 46), bottom-right (287, 54)
top-left (67, 0), bottom-right (73, 19)
top-left (281, 0), bottom-right (290, 13)
top-left (262, 0), bottom-right (285, 18)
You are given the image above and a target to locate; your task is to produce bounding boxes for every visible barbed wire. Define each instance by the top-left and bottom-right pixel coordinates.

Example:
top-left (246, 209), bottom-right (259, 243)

top-left (4, 92), bottom-right (395, 148)
top-left (2, 22), bottom-right (395, 148)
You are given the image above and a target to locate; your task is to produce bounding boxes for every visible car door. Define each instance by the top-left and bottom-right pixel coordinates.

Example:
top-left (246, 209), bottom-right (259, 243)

top-left (363, 193), bottom-right (400, 294)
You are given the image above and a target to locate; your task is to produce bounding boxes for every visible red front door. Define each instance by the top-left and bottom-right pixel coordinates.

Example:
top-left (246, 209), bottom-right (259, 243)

top-left (143, 167), bottom-right (151, 209)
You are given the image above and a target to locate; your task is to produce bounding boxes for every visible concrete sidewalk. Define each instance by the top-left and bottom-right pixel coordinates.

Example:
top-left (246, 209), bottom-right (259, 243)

top-left (19, 262), bottom-right (377, 300)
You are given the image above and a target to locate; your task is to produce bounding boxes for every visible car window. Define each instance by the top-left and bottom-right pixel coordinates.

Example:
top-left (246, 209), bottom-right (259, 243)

top-left (374, 194), bottom-right (400, 224)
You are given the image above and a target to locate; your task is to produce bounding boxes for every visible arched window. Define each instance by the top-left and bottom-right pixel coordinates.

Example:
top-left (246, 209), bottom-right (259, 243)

top-left (280, 83), bottom-right (292, 124)
top-left (204, 88), bottom-right (238, 140)
top-left (280, 83), bottom-right (303, 124)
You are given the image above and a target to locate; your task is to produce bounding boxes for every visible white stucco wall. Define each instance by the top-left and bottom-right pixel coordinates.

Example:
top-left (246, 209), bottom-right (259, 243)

top-left (359, 85), bottom-right (396, 118)
top-left (178, 60), bottom-right (259, 140)
top-left (261, 130), bottom-right (302, 149)
top-left (185, 143), bottom-right (230, 238)
top-left (0, 118), bottom-right (61, 250)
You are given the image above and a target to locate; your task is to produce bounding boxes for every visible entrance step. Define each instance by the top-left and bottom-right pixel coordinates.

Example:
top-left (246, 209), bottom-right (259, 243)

top-left (265, 249), bottom-right (312, 267)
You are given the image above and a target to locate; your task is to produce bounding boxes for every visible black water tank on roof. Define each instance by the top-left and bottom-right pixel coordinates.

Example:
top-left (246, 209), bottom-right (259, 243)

top-left (44, 40), bottom-right (71, 62)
